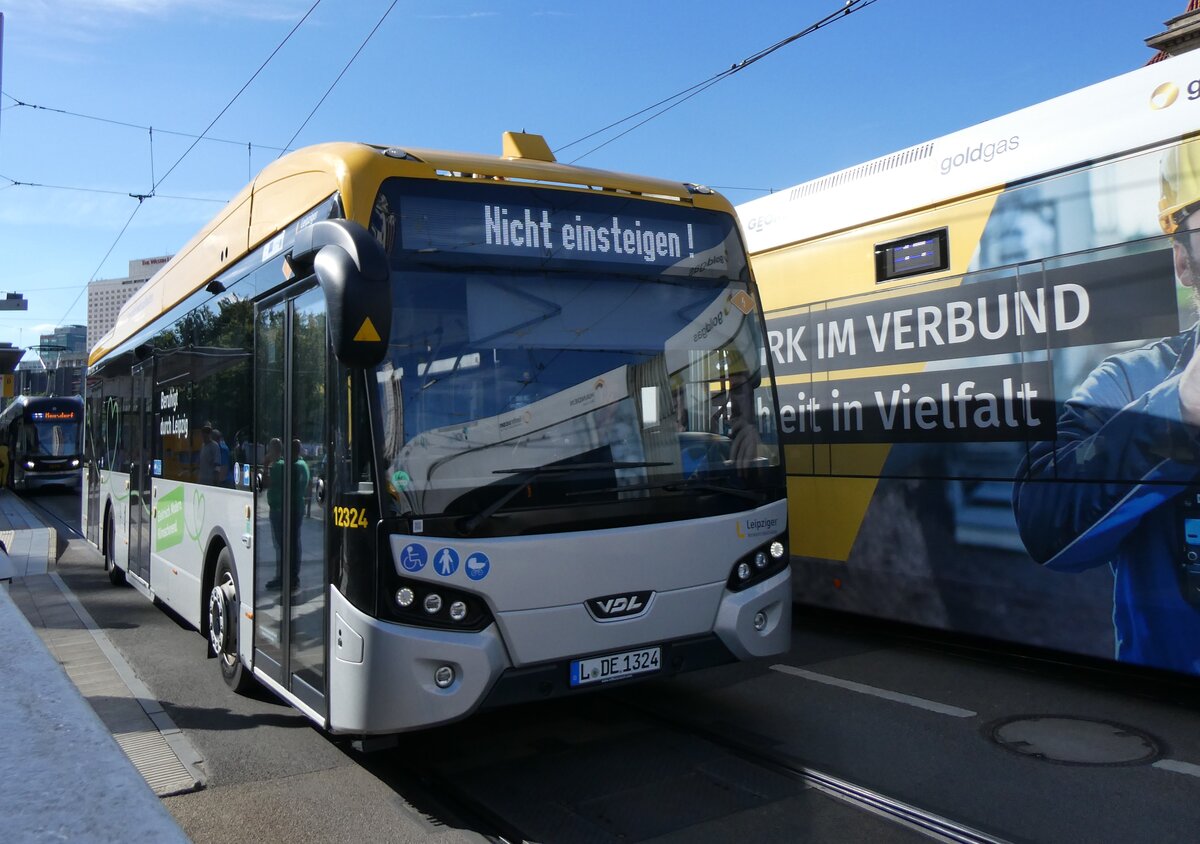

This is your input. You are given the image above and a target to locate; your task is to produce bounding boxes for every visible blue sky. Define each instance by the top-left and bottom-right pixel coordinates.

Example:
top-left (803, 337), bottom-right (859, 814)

top-left (0, 0), bottom-right (1186, 354)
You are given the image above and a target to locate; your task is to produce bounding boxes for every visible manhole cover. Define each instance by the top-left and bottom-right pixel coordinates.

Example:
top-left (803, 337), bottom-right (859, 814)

top-left (990, 716), bottom-right (1160, 766)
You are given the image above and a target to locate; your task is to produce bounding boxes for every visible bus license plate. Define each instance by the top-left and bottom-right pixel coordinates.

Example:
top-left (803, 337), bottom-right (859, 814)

top-left (570, 646), bottom-right (661, 687)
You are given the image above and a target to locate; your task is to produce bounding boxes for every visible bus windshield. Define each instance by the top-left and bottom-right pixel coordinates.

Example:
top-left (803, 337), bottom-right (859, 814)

top-left (371, 179), bottom-right (781, 522)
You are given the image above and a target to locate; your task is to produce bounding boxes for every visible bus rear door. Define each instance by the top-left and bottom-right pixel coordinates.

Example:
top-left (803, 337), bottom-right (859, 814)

top-left (129, 360), bottom-right (153, 584)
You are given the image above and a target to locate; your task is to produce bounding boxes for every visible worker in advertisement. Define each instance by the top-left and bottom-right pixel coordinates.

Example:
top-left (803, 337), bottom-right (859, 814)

top-left (1013, 139), bottom-right (1200, 674)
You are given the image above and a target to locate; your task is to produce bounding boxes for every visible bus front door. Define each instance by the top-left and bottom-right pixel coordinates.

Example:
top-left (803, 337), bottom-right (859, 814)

top-left (253, 285), bottom-right (329, 718)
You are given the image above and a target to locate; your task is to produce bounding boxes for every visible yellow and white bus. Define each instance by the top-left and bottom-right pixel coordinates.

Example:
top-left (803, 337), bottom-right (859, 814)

top-left (84, 133), bottom-right (791, 736)
top-left (740, 51), bottom-right (1200, 677)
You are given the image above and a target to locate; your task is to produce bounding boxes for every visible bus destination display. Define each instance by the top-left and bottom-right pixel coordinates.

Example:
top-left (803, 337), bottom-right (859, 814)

top-left (396, 190), bottom-right (732, 275)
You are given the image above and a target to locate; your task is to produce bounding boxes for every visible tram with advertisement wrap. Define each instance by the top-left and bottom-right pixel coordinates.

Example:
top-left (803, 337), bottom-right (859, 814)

top-left (738, 50), bottom-right (1200, 677)
top-left (83, 132), bottom-right (790, 736)
top-left (0, 394), bottom-right (84, 490)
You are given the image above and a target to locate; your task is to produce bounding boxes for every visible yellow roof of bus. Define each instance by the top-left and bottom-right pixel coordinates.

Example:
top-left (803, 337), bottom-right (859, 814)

top-left (90, 139), bottom-right (733, 366)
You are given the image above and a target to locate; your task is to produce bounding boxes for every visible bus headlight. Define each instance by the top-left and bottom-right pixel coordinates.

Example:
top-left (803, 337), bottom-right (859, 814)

top-left (727, 533), bottom-right (790, 591)
top-left (384, 572), bottom-right (494, 631)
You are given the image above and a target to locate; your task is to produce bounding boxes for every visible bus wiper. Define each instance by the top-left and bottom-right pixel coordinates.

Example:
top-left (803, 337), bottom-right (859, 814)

top-left (665, 479), bottom-right (764, 502)
top-left (460, 462), bottom-right (669, 534)
top-left (491, 461), bottom-right (669, 476)
top-left (564, 476), bottom-right (765, 503)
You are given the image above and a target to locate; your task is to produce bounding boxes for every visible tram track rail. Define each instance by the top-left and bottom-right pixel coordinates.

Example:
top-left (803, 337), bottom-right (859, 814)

top-left (616, 694), bottom-right (1013, 844)
top-left (346, 738), bottom-right (532, 844)
top-left (20, 489), bottom-right (83, 545)
top-left (359, 688), bottom-right (1015, 844)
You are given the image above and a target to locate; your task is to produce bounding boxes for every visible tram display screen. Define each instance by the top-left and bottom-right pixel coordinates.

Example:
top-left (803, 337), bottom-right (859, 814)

top-left (875, 228), bottom-right (949, 282)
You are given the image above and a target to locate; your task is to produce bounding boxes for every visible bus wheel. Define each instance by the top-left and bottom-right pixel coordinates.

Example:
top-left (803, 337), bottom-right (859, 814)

top-left (208, 548), bottom-right (254, 694)
top-left (105, 516), bottom-right (126, 586)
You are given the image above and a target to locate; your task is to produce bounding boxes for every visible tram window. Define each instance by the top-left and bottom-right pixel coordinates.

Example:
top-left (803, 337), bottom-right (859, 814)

top-left (875, 228), bottom-right (949, 283)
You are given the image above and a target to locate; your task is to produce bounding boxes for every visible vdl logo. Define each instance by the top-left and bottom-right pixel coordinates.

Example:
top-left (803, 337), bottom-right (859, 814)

top-left (1150, 79), bottom-right (1200, 110)
top-left (587, 590), bottom-right (654, 621)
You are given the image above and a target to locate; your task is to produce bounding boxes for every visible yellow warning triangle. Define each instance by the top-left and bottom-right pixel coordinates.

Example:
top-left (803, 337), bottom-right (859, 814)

top-left (353, 317), bottom-right (381, 342)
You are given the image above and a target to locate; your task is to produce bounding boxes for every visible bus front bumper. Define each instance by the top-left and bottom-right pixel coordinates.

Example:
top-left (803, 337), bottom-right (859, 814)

top-left (328, 586), bottom-right (510, 735)
top-left (327, 567), bottom-right (790, 735)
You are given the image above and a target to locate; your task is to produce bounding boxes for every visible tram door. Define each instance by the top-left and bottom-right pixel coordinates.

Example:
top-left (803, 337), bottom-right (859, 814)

top-left (128, 361), bottom-right (153, 583)
top-left (253, 285), bottom-right (329, 717)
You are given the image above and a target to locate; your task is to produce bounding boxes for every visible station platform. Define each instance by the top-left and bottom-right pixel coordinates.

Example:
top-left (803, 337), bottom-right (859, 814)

top-left (0, 489), bottom-right (190, 842)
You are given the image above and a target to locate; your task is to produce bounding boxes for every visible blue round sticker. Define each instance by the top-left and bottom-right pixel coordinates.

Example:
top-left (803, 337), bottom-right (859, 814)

top-left (399, 543), bottom-right (428, 573)
top-left (432, 547), bottom-right (460, 577)
top-left (464, 552), bottom-right (490, 581)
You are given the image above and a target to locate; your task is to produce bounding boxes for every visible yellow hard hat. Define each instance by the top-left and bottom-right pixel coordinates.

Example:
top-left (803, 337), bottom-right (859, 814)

top-left (1160, 139), bottom-right (1200, 234)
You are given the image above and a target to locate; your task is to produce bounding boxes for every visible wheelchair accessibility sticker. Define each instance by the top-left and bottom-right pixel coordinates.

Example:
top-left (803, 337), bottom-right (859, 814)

top-left (400, 543), bottom-right (427, 573)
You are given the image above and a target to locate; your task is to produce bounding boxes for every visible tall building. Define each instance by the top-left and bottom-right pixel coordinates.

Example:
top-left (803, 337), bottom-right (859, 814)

top-left (87, 254), bottom-right (172, 352)
top-left (40, 324), bottom-right (87, 355)
top-left (16, 324), bottom-right (87, 396)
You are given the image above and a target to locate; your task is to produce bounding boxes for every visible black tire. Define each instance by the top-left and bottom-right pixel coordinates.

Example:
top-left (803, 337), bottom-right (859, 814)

top-left (208, 547), bottom-right (255, 694)
top-left (105, 514), bottom-right (126, 586)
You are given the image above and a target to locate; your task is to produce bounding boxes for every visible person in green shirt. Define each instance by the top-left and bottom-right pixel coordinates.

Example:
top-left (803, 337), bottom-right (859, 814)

top-left (265, 438), bottom-right (310, 592)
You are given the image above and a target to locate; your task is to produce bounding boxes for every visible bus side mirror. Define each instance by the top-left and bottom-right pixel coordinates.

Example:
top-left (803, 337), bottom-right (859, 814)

top-left (289, 219), bottom-right (392, 369)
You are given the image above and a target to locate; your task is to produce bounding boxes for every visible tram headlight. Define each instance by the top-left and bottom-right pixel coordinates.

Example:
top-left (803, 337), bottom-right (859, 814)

top-left (423, 593), bottom-right (443, 614)
top-left (736, 562), bottom-right (752, 581)
top-left (770, 540), bottom-right (785, 559)
top-left (753, 551), bottom-right (768, 570)
top-left (448, 601), bottom-right (468, 622)
top-left (434, 665), bottom-right (455, 689)
top-left (70, 458), bottom-right (81, 468)
top-left (395, 587), bottom-right (415, 608)
top-left (23, 460), bottom-right (34, 470)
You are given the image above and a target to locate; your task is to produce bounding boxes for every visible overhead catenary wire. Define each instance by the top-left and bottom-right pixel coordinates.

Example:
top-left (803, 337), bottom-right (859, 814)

top-left (151, 0), bottom-right (322, 194)
top-left (0, 173), bottom-right (224, 203)
top-left (710, 185), bottom-right (776, 195)
top-left (276, 0), bottom-right (400, 156)
top-left (557, 0), bottom-right (881, 164)
top-left (50, 0), bottom-right (323, 330)
top-left (51, 201), bottom-right (149, 335)
top-left (0, 90), bottom-right (289, 153)
top-left (0, 1), bottom-right (848, 196)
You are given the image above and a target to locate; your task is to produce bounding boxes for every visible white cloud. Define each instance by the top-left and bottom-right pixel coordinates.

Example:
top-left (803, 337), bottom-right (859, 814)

top-left (2, 0), bottom-right (311, 46)
top-left (416, 11), bottom-right (499, 21)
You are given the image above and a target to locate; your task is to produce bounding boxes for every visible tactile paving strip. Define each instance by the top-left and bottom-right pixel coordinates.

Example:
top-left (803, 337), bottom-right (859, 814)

top-left (10, 572), bottom-right (205, 796)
